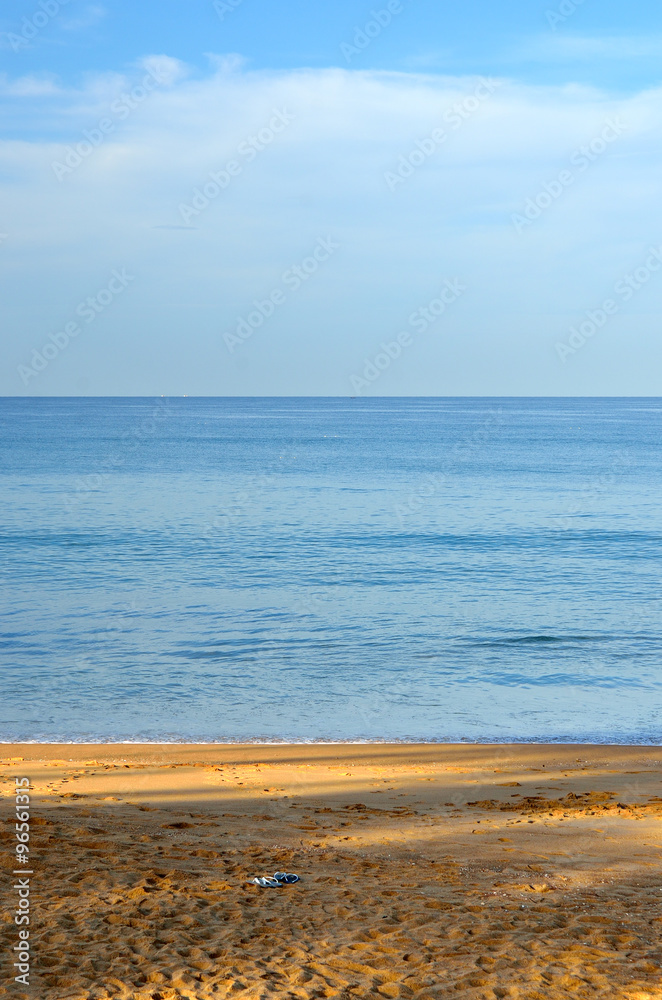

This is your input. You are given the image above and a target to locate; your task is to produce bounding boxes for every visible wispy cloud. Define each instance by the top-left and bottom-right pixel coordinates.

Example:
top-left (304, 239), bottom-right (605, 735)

top-left (0, 74), bottom-right (62, 97)
top-left (0, 2), bottom-right (107, 52)
top-left (1, 63), bottom-right (661, 395)
top-left (138, 55), bottom-right (188, 87)
top-left (525, 33), bottom-right (662, 62)
top-left (61, 4), bottom-right (107, 33)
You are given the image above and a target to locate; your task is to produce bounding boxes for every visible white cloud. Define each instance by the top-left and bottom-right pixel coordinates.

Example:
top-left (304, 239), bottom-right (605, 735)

top-left (1, 64), bottom-right (662, 395)
top-left (526, 33), bottom-right (662, 61)
top-left (61, 4), bottom-right (107, 33)
top-left (137, 55), bottom-right (188, 87)
top-left (0, 74), bottom-right (62, 96)
top-left (204, 53), bottom-right (249, 75)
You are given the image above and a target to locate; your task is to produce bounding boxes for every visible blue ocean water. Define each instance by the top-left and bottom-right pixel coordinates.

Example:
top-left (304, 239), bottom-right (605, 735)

top-left (1, 397), bottom-right (661, 744)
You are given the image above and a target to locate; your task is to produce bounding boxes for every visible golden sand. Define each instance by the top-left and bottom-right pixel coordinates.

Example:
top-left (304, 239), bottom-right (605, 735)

top-left (2, 743), bottom-right (662, 999)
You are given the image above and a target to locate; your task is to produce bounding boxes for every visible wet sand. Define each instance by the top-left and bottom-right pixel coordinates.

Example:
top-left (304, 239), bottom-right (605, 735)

top-left (1, 743), bottom-right (662, 999)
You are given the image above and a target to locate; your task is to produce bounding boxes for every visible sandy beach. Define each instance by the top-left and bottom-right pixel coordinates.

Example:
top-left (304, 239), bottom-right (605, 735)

top-left (2, 743), bottom-right (662, 999)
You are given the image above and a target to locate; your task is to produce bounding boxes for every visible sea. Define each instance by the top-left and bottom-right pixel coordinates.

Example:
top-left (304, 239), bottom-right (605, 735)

top-left (1, 396), bottom-right (661, 744)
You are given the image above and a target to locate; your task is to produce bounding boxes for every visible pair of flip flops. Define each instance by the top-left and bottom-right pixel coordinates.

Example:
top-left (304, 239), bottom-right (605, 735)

top-left (249, 872), bottom-right (300, 887)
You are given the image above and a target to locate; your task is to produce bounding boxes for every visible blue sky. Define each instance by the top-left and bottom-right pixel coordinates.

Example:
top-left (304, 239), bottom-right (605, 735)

top-left (2, 0), bottom-right (662, 394)
top-left (4, 0), bottom-right (662, 89)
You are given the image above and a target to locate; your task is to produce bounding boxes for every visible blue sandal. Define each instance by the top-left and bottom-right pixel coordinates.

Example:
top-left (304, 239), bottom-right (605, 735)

top-left (274, 872), bottom-right (299, 884)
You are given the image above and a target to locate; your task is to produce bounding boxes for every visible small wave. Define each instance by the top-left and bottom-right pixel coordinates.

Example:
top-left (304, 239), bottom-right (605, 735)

top-left (465, 634), bottom-right (609, 647)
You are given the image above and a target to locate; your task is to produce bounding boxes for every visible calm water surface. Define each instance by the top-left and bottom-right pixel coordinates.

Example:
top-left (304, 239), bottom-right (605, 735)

top-left (1, 397), bottom-right (661, 743)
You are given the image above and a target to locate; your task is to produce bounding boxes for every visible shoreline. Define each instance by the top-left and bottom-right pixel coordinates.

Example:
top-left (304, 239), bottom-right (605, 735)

top-left (3, 740), bottom-right (662, 757)
top-left (3, 739), bottom-right (662, 748)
